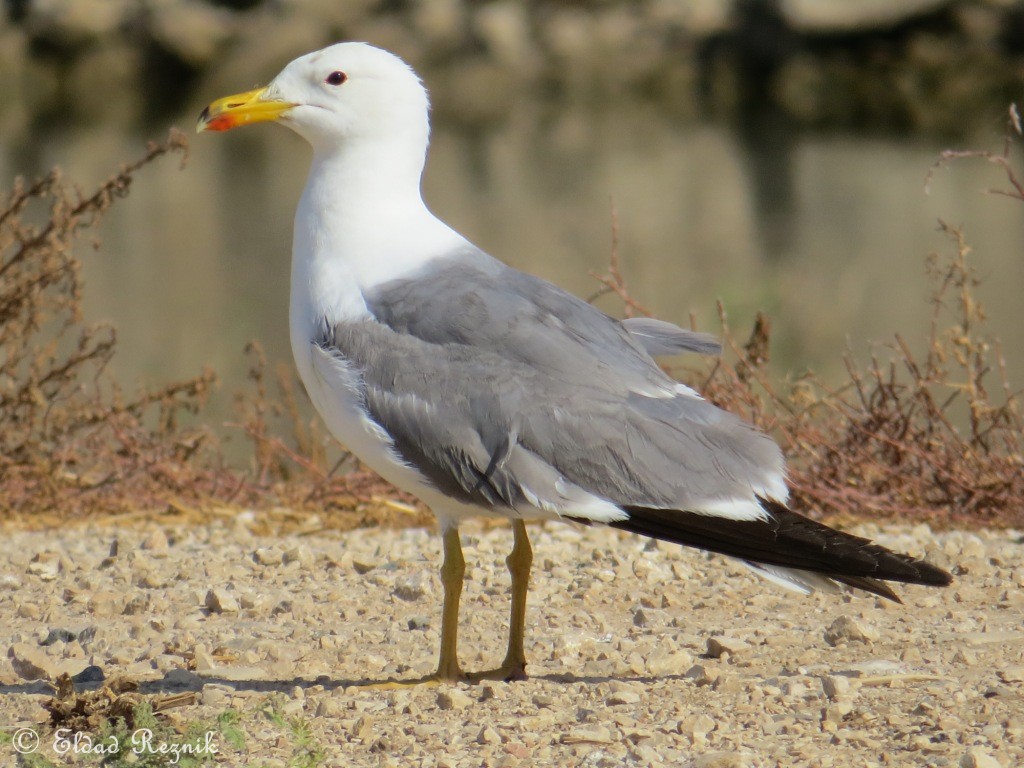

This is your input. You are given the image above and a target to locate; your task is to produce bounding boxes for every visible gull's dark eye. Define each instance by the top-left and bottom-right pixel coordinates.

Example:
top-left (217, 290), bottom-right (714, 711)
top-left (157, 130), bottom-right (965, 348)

top-left (325, 71), bottom-right (347, 86)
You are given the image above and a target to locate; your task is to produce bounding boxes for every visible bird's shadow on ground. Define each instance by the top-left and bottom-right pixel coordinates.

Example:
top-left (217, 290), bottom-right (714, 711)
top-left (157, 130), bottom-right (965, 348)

top-left (139, 670), bottom-right (689, 694)
top-left (0, 671), bottom-right (688, 698)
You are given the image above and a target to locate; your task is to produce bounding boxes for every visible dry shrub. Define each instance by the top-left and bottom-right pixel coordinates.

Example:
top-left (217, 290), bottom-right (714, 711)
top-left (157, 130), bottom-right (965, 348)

top-left (0, 131), bottom-right (225, 517)
top-left (792, 227), bottom-right (1021, 525)
top-left (691, 225), bottom-right (1022, 528)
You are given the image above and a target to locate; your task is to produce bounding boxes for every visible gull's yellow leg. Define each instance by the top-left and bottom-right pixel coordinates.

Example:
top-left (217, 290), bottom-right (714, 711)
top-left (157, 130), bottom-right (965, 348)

top-left (471, 519), bottom-right (533, 682)
top-left (364, 525), bottom-right (466, 689)
top-left (502, 519), bottom-right (533, 679)
top-left (436, 524), bottom-right (466, 681)
top-left (369, 522), bottom-right (532, 687)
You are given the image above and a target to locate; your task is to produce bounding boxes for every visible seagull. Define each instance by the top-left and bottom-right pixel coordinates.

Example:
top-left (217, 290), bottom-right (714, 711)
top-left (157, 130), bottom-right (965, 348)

top-left (197, 42), bottom-right (952, 683)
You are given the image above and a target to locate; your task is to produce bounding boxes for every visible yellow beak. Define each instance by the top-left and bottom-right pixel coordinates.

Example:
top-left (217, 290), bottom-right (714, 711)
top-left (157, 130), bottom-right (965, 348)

top-left (196, 87), bottom-right (295, 133)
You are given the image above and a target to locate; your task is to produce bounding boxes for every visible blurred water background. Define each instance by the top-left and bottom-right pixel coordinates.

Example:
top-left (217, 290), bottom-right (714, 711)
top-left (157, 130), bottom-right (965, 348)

top-left (1, 0), bottom-right (1023, 447)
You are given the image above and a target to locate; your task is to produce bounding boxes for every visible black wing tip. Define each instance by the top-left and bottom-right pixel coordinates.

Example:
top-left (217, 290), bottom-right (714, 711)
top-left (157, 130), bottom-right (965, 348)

top-left (909, 560), bottom-right (954, 588)
top-left (610, 500), bottom-right (954, 593)
top-left (756, 497), bottom-right (954, 589)
top-left (833, 559), bottom-right (953, 602)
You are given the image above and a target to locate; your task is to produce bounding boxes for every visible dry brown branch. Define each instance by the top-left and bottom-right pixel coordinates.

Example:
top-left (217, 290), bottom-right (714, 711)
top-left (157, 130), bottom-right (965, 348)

top-left (926, 104), bottom-right (1024, 201)
top-left (587, 200), bottom-right (652, 318)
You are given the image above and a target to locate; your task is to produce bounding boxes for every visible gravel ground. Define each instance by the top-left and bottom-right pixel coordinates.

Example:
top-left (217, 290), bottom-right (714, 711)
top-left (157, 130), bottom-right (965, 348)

top-left (1, 515), bottom-right (1021, 767)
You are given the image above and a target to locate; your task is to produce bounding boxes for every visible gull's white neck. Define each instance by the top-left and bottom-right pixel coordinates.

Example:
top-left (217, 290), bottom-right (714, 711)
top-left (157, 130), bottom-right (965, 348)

top-left (290, 136), bottom-right (464, 341)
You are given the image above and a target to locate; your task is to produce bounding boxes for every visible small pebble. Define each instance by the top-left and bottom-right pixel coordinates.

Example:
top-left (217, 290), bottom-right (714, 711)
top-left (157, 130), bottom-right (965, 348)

top-left (27, 552), bottom-right (61, 580)
top-left (821, 675), bottom-right (853, 700)
top-left (283, 545), bottom-right (314, 568)
top-left (477, 725), bottom-right (501, 744)
top-left (694, 753), bottom-right (752, 768)
top-left (254, 547), bottom-right (283, 566)
top-left (960, 748), bottom-right (1003, 768)
top-left (0, 574), bottom-right (22, 590)
top-left (998, 666), bottom-right (1024, 683)
top-left (140, 529), bottom-right (169, 554)
top-left (824, 616), bottom-right (880, 646)
top-left (8, 643), bottom-right (55, 681)
top-left (679, 714), bottom-right (716, 738)
top-left (205, 588), bottom-right (239, 613)
top-left (393, 573), bottom-right (430, 601)
top-left (706, 636), bottom-right (749, 658)
top-left (436, 689), bottom-right (473, 710)
top-left (561, 725), bottom-right (612, 744)
top-left (606, 690), bottom-right (641, 706)
top-left (685, 664), bottom-right (719, 687)
top-left (201, 685), bottom-right (231, 707)
top-left (645, 649), bottom-right (694, 676)
top-left (193, 648), bottom-right (218, 673)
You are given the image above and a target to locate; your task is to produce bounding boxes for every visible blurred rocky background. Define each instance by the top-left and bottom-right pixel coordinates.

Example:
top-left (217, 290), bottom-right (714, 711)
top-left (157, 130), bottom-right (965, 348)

top-left (1, 0), bottom-right (1023, 135)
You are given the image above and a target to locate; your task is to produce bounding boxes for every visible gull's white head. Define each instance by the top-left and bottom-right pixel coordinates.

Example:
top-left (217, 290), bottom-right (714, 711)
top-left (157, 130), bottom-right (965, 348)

top-left (197, 42), bottom-right (429, 155)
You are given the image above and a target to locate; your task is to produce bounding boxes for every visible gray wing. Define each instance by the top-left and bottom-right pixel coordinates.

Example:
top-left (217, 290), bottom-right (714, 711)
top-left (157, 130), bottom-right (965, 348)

top-left (364, 250), bottom-right (681, 399)
top-left (320, 252), bottom-right (784, 517)
top-left (621, 317), bottom-right (721, 357)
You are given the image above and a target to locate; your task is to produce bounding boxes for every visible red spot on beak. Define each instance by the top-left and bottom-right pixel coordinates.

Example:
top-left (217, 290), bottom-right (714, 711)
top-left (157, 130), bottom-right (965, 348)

top-left (204, 115), bottom-right (237, 132)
